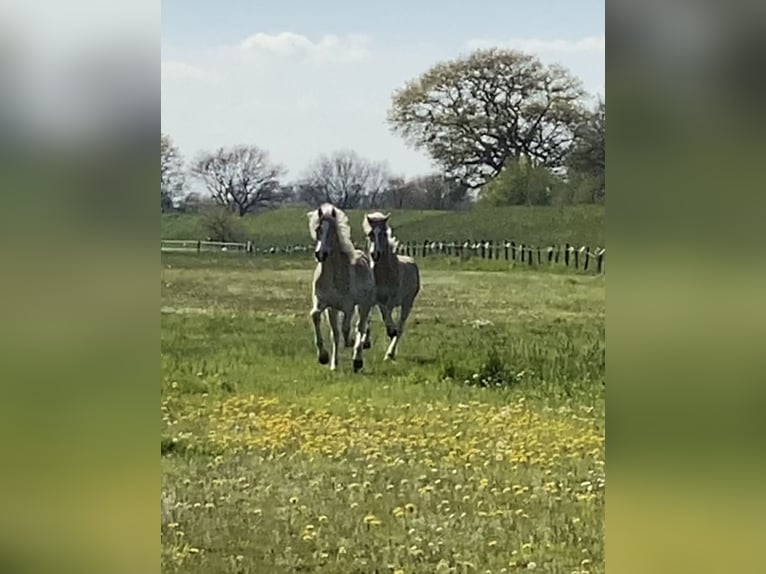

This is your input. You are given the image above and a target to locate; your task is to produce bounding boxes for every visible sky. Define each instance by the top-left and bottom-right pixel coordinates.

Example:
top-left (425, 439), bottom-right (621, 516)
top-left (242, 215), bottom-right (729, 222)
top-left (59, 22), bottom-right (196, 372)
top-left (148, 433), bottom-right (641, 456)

top-left (161, 0), bottom-right (604, 180)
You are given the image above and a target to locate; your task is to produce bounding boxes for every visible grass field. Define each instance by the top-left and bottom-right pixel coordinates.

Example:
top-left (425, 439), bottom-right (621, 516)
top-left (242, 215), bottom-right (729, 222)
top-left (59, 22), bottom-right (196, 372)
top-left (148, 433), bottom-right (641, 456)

top-left (161, 205), bottom-right (605, 248)
top-left (161, 253), bottom-right (605, 573)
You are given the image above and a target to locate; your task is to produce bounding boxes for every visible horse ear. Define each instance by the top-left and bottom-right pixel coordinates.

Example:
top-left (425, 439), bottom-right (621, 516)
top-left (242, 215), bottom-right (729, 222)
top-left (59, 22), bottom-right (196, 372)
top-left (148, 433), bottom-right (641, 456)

top-left (331, 208), bottom-right (337, 218)
top-left (384, 213), bottom-right (391, 222)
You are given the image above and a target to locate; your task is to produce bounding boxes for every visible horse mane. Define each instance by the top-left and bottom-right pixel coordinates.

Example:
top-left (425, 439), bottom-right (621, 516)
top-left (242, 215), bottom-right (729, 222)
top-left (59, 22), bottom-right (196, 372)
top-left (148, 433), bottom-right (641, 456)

top-left (308, 203), bottom-right (356, 258)
top-left (363, 211), bottom-right (399, 252)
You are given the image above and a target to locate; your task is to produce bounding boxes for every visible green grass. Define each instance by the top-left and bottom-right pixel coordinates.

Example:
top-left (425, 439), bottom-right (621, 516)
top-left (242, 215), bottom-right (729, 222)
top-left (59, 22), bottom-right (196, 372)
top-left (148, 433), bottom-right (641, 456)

top-left (162, 204), bottom-right (605, 248)
top-left (161, 254), bottom-right (605, 573)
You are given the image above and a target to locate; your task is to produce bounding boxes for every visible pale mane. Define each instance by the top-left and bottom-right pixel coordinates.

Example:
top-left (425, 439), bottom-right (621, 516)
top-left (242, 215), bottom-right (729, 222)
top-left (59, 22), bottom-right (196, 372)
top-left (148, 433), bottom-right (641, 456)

top-left (363, 211), bottom-right (400, 252)
top-left (308, 203), bottom-right (356, 257)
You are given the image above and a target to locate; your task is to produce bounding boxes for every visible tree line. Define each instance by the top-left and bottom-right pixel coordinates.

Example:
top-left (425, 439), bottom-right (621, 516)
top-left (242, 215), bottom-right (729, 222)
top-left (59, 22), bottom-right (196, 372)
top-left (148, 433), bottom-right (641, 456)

top-left (162, 47), bottom-right (604, 216)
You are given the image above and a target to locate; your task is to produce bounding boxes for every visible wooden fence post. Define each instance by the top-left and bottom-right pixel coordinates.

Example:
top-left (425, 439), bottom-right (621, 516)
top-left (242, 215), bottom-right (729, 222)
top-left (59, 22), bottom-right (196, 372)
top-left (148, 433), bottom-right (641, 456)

top-left (555, 245), bottom-right (561, 264)
top-left (528, 246), bottom-right (533, 266)
top-left (548, 246), bottom-right (554, 264)
top-left (504, 241), bottom-right (510, 261)
top-left (536, 247), bottom-right (542, 265)
top-left (511, 241), bottom-right (516, 261)
top-left (584, 247), bottom-right (590, 271)
top-left (520, 244), bottom-right (525, 263)
top-left (574, 247), bottom-right (580, 269)
top-left (565, 243), bottom-right (570, 266)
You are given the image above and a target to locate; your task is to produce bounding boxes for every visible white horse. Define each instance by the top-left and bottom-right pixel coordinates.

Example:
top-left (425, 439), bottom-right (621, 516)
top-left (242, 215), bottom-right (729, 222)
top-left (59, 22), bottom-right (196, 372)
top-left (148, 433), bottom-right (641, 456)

top-left (308, 204), bottom-right (375, 372)
top-left (363, 212), bottom-right (420, 361)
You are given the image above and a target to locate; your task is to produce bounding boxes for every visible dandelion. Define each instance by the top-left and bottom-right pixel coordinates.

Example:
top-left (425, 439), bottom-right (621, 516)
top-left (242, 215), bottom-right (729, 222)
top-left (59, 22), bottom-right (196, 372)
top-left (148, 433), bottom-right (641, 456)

top-left (488, 540), bottom-right (497, 547)
top-left (363, 514), bottom-right (382, 526)
top-left (405, 503), bottom-right (416, 514)
top-left (393, 507), bottom-right (405, 518)
top-left (289, 497), bottom-right (298, 505)
top-left (318, 515), bottom-right (328, 523)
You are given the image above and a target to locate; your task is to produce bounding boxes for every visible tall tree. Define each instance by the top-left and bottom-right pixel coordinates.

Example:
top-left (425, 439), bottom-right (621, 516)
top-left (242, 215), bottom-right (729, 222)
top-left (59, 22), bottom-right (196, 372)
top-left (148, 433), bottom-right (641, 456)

top-left (566, 98), bottom-right (605, 202)
top-left (300, 150), bottom-right (389, 209)
top-left (160, 133), bottom-right (185, 211)
top-left (190, 145), bottom-right (286, 216)
top-left (388, 49), bottom-right (587, 189)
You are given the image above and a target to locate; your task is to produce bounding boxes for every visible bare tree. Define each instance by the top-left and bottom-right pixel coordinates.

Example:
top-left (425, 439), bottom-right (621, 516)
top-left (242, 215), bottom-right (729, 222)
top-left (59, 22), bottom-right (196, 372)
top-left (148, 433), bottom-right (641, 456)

top-left (300, 150), bottom-right (389, 209)
top-left (381, 175), bottom-right (413, 209)
top-left (411, 174), bottom-right (469, 210)
top-left (161, 133), bottom-right (185, 211)
top-left (190, 144), bottom-right (287, 216)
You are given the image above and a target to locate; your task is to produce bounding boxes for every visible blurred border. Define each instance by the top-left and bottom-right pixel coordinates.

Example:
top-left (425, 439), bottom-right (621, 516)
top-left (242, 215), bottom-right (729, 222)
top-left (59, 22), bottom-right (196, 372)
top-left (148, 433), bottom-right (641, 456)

top-left (608, 1), bottom-right (765, 572)
top-left (0, 2), bottom-right (158, 573)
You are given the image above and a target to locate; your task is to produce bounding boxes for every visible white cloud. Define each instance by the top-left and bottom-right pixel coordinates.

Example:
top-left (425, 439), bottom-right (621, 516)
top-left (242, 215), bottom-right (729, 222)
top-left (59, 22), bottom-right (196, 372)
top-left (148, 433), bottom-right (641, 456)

top-left (161, 61), bottom-right (215, 83)
top-left (239, 32), bottom-right (371, 63)
top-left (466, 35), bottom-right (605, 54)
top-left (162, 31), bottom-right (436, 178)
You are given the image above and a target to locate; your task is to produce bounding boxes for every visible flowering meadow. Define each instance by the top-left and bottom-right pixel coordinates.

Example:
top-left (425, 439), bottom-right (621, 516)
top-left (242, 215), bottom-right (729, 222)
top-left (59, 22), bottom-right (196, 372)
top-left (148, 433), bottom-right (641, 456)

top-left (161, 254), bottom-right (604, 573)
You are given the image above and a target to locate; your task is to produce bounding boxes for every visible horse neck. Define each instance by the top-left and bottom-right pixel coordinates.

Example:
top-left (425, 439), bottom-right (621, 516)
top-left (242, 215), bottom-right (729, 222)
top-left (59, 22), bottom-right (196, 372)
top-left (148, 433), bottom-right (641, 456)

top-left (319, 240), bottom-right (352, 279)
top-left (374, 246), bottom-right (399, 277)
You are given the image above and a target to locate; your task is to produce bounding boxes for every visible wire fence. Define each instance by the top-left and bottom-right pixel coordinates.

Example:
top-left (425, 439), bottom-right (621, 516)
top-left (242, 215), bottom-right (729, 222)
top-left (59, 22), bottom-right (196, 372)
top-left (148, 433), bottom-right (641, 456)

top-left (161, 239), bottom-right (606, 273)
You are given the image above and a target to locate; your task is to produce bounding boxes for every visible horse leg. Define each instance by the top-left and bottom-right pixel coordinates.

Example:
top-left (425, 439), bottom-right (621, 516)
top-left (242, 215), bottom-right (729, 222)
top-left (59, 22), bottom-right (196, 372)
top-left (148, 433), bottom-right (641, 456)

top-left (328, 308), bottom-right (341, 370)
top-left (310, 302), bottom-right (329, 365)
top-left (379, 304), bottom-right (397, 340)
top-left (341, 309), bottom-right (354, 348)
top-left (362, 321), bottom-right (372, 349)
top-left (352, 304), bottom-right (372, 373)
top-left (385, 301), bottom-right (413, 361)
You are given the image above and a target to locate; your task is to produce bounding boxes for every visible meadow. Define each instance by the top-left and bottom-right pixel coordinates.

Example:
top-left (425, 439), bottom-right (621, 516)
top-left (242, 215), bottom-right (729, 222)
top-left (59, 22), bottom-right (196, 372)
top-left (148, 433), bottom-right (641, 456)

top-left (161, 252), bottom-right (605, 573)
top-left (161, 204), bottom-right (605, 248)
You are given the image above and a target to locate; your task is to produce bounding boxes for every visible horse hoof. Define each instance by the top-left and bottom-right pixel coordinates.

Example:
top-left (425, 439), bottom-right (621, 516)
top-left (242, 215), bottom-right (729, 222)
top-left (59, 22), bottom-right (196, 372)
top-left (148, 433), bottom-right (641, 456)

top-left (386, 328), bottom-right (398, 339)
top-left (384, 353), bottom-right (395, 362)
top-left (318, 350), bottom-right (330, 365)
top-left (353, 359), bottom-right (363, 372)
top-left (362, 340), bottom-right (371, 349)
